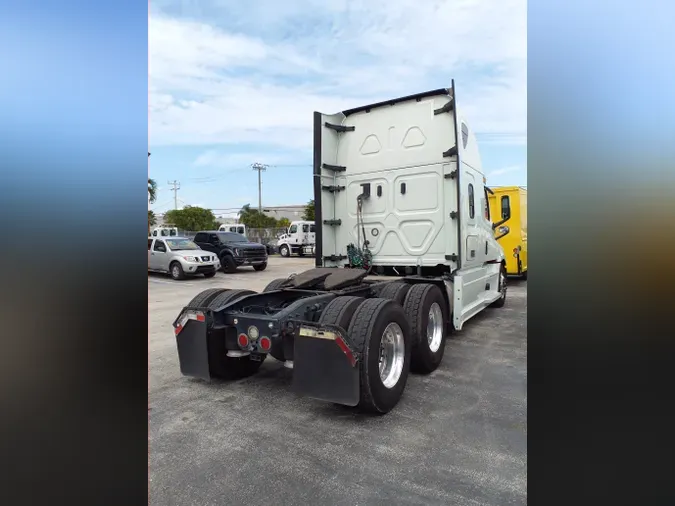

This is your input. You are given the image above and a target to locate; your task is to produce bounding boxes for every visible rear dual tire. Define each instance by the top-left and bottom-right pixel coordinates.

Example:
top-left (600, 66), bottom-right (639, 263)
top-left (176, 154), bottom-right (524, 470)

top-left (403, 284), bottom-right (449, 374)
top-left (321, 296), bottom-right (412, 414)
top-left (263, 278), bottom-right (289, 292)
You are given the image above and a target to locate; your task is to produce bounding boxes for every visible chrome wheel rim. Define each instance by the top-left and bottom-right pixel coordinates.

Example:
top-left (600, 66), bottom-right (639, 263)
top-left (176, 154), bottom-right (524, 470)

top-left (281, 246), bottom-right (289, 257)
top-left (427, 302), bottom-right (444, 352)
top-left (172, 265), bottom-right (180, 278)
top-left (378, 322), bottom-right (405, 388)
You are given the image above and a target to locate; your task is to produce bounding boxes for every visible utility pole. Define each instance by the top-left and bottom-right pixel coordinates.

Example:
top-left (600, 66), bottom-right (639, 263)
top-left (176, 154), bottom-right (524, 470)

top-left (251, 163), bottom-right (268, 212)
top-left (167, 180), bottom-right (180, 210)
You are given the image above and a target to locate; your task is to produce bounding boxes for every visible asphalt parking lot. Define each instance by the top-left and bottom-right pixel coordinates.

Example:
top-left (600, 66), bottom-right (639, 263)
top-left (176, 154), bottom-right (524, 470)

top-left (149, 257), bottom-right (527, 506)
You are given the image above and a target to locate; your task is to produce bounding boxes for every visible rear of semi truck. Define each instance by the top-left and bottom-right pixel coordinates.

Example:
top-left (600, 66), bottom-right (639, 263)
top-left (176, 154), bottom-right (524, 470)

top-left (314, 81), bottom-right (506, 329)
top-left (172, 82), bottom-right (507, 414)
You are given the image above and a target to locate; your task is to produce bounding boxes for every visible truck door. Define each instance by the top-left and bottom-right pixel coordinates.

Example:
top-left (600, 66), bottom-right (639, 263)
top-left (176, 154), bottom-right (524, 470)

top-left (151, 239), bottom-right (168, 270)
top-left (301, 223), bottom-right (310, 244)
top-left (288, 224), bottom-right (299, 245)
top-left (309, 223), bottom-right (316, 244)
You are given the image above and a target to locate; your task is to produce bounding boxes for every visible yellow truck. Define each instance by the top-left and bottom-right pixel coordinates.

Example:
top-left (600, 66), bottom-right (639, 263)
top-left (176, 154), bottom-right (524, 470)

top-left (488, 186), bottom-right (527, 278)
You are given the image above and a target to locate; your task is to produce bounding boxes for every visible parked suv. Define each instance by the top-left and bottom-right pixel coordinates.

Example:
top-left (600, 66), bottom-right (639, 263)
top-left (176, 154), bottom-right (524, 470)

top-left (193, 231), bottom-right (268, 273)
top-left (148, 237), bottom-right (221, 280)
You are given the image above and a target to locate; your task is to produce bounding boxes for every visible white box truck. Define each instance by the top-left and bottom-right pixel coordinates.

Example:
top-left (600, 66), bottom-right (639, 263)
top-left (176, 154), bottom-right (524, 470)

top-left (172, 82), bottom-right (507, 414)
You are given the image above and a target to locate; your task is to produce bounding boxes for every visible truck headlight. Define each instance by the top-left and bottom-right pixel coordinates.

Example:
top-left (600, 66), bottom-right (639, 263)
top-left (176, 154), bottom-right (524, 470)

top-left (183, 256), bottom-right (197, 262)
top-left (498, 226), bottom-right (509, 235)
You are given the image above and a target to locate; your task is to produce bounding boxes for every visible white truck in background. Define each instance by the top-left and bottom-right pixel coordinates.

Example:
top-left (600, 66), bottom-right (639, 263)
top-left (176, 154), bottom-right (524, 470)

top-left (150, 226), bottom-right (178, 237)
top-left (277, 220), bottom-right (315, 257)
top-left (219, 224), bottom-right (247, 236)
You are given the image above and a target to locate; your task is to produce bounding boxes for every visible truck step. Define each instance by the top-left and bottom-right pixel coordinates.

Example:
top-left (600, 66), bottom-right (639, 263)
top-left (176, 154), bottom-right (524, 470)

top-left (321, 163), bottom-right (346, 172)
top-left (321, 185), bottom-right (346, 193)
top-left (325, 122), bottom-right (355, 133)
top-left (433, 98), bottom-right (455, 115)
top-left (443, 146), bottom-right (458, 158)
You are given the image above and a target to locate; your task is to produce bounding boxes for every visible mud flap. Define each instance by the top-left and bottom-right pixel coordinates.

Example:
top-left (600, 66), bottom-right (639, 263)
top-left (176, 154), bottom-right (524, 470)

top-left (174, 309), bottom-right (212, 381)
top-left (292, 323), bottom-right (360, 406)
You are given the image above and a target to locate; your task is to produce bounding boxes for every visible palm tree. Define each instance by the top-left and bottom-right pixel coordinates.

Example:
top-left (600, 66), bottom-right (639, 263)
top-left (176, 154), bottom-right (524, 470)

top-left (148, 152), bottom-right (157, 204)
top-left (148, 210), bottom-right (157, 232)
top-left (148, 178), bottom-right (157, 204)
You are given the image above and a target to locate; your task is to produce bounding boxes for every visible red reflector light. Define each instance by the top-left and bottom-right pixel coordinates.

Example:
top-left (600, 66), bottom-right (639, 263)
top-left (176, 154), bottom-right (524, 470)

top-left (335, 337), bottom-right (357, 367)
top-left (196, 313), bottom-right (206, 322)
top-left (174, 324), bottom-right (183, 336)
top-left (238, 334), bottom-right (249, 348)
top-left (259, 336), bottom-right (272, 352)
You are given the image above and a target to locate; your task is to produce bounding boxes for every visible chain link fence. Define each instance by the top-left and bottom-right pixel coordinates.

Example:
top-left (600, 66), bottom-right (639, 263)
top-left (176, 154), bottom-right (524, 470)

top-left (175, 228), bottom-right (287, 245)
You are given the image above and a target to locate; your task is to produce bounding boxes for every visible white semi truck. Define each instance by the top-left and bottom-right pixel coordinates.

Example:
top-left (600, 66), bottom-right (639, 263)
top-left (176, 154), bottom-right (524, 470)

top-left (173, 82), bottom-right (507, 414)
top-left (277, 220), bottom-right (316, 257)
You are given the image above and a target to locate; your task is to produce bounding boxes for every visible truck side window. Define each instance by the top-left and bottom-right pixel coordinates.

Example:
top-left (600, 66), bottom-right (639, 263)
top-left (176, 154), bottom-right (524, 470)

top-left (148, 239), bottom-right (153, 250)
top-left (153, 240), bottom-right (166, 252)
top-left (501, 196), bottom-right (511, 220)
top-left (289, 225), bottom-right (297, 234)
top-left (209, 234), bottom-right (219, 244)
top-left (309, 224), bottom-right (315, 233)
top-left (302, 224), bottom-right (309, 233)
top-left (461, 123), bottom-right (469, 149)
top-left (468, 184), bottom-right (475, 219)
top-left (484, 188), bottom-right (490, 220)
top-left (153, 230), bottom-right (157, 236)
top-left (194, 233), bottom-right (205, 242)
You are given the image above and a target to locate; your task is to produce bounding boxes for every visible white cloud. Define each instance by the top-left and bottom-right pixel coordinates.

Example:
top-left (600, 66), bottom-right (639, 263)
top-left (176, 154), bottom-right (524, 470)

top-left (192, 150), bottom-right (311, 168)
top-left (488, 165), bottom-right (524, 177)
top-left (149, 1), bottom-right (526, 149)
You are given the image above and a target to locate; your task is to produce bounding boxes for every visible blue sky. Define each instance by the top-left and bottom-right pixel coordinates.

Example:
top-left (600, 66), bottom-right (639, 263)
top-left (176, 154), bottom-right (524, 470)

top-left (149, 0), bottom-right (526, 218)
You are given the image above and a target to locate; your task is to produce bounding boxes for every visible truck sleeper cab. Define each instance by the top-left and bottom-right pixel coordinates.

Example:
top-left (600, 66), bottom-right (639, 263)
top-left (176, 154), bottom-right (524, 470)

top-left (173, 83), bottom-right (507, 414)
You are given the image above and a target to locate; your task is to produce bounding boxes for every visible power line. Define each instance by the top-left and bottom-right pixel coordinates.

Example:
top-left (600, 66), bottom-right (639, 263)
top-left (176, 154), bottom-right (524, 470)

top-left (167, 180), bottom-right (180, 210)
top-left (251, 163), bottom-right (268, 212)
top-left (177, 164), bottom-right (313, 187)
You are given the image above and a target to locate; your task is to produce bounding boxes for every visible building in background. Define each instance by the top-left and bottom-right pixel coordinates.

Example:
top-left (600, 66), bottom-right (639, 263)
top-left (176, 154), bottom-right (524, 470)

top-left (262, 205), bottom-right (307, 222)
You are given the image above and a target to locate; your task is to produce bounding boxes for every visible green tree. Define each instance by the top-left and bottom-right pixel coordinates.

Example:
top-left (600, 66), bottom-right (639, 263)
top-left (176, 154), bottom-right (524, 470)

top-left (238, 204), bottom-right (279, 228)
top-left (148, 210), bottom-right (157, 231)
top-left (277, 217), bottom-right (291, 228)
top-left (164, 206), bottom-right (217, 231)
top-left (302, 199), bottom-right (315, 221)
top-left (148, 178), bottom-right (157, 204)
